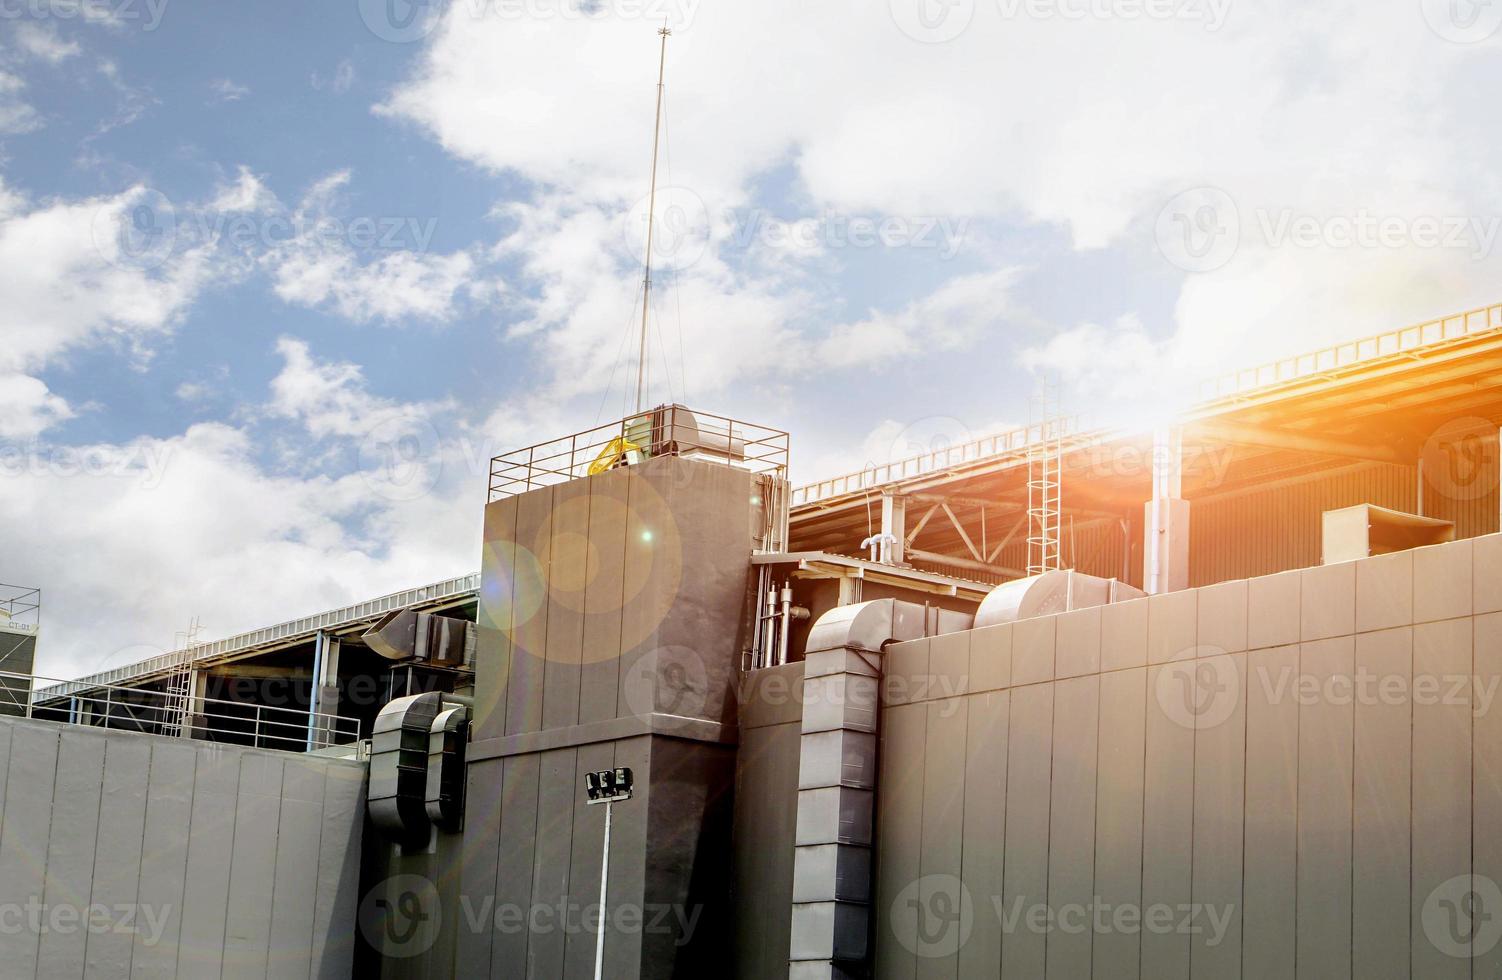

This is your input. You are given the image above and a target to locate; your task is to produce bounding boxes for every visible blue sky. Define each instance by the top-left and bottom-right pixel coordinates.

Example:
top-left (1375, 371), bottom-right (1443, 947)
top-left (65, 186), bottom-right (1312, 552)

top-left (4, 0), bottom-right (1502, 676)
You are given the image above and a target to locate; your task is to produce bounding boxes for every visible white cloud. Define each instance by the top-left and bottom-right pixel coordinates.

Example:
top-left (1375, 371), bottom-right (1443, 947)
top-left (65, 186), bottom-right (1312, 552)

top-left (209, 78), bottom-right (250, 103)
top-left (311, 59), bottom-right (355, 94)
top-left (0, 374), bottom-right (73, 439)
top-left (0, 71), bottom-right (41, 135)
top-left (378, 1), bottom-right (1502, 404)
top-left (210, 166), bottom-right (279, 213)
top-left (14, 23), bottom-right (81, 63)
top-left (264, 170), bottom-right (477, 323)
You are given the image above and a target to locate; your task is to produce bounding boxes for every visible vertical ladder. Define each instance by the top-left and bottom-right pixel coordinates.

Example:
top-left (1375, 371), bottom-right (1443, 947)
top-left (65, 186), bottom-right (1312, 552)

top-left (1027, 376), bottom-right (1064, 576)
top-left (160, 618), bottom-right (200, 737)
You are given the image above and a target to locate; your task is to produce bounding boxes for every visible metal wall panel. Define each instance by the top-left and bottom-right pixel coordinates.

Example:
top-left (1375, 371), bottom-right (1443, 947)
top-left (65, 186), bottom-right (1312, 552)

top-left (563, 742), bottom-right (617, 979)
top-left (1188, 654), bottom-right (1245, 978)
top-left (958, 690), bottom-right (1009, 979)
top-left (178, 745), bottom-right (240, 977)
top-left (1000, 684), bottom-right (1052, 980)
top-left (36, 729), bottom-right (107, 978)
top-left (1352, 627), bottom-right (1411, 980)
top-left (475, 495), bottom-right (519, 741)
top-left (1092, 667), bottom-right (1146, 980)
top-left (578, 467), bottom-right (629, 726)
top-left (1410, 618), bottom-right (1471, 978)
top-left (507, 486), bottom-right (555, 736)
top-left (83, 736), bottom-right (151, 980)
top-left (874, 701), bottom-right (926, 980)
top-left (528, 747), bottom-right (578, 977)
top-left (267, 758), bottom-right (326, 980)
top-left (541, 479), bottom-right (591, 731)
top-left (490, 753), bottom-right (540, 979)
top-left (1241, 644), bottom-right (1299, 980)
top-left (1474, 612), bottom-right (1502, 979)
top-left (917, 697), bottom-right (967, 978)
top-left (1140, 664), bottom-right (1194, 980)
top-left (1296, 638), bottom-right (1355, 980)
top-left (0, 724), bottom-right (59, 975)
top-left (1046, 675), bottom-right (1099, 980)
top-left (133, 739), bottom-right (198, 980)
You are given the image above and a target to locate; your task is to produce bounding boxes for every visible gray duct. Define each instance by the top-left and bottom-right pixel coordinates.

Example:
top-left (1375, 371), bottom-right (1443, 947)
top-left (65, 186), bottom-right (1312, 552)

top-left (363, 609), bottom-right (475, 667)
top-left (369, 692), bottom-right (471, 847)
top-left (973, 569), bottom-right (1145, 629)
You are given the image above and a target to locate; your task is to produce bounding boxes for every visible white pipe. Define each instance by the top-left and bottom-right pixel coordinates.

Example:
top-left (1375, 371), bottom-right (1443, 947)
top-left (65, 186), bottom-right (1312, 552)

top-left (778, 585), bottom-right (793, 667)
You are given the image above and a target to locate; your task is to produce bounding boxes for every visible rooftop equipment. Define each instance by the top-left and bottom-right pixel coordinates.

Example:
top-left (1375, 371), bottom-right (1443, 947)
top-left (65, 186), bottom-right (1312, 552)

top-left (973, 569), bottom-right (1145, 628)
top-left (1321, 503), bottom-right (1455, 564)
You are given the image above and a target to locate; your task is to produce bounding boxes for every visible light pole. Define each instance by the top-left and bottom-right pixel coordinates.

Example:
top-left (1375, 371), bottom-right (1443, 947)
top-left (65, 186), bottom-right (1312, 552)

top-left (585, 766), bottom-right (634, 980)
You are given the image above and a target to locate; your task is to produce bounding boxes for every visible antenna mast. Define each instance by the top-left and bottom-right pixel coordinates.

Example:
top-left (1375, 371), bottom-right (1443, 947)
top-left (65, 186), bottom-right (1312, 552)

top-left (634, 25), bottom-right (671, 414)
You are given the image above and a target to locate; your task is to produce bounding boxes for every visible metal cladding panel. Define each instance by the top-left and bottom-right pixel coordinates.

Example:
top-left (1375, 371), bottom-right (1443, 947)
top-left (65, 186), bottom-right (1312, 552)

top-left (454, 758), bottom-right (503, 977)
top-left (475, 494), bottom-right (519, 741)
top-left (541, 479), bottom-right (591, 732)
top-left (0, 723), bottom-right (58, 975)
top-left (957, 690), bottom-right (1008, 979)
top-left (1352, 627), bottom-right (1412, 980)
top-left (178, 746), bottom-right (242, 977)
top-left (578, 466), bottom-right (630, 726)
top-left (1241, 644), bottom-right (1300, 979)
top-left (506, 485), bottom-right (555, 737)
top-left (1045, 675), bottom-right (1098, 980)
top-left (1189, 653), bottom-right (1246, 977)
top-left (223, 753), bottom-right (285, 978)
top-left (267, 758), bottom-right (326, 979)
top-left (999, 684), bottom-right (1052, 980)
top-left (489, 753), bottom-right (540, 979)
top-left (873, 701), bottom-right (925, 980)
top-left (915, 698), bottom-right (967, 976)
top-left (1474, 611), bottom-right (1502, 980)
top-left (1092, 668), bottom-right (1146, 980)
top-left (1410, 618), bottom-right (1471, 980)
top-left (602, 735), bottom-right (652, 979)
top-left (311, 760), bottom-right (366, 980)
top-left (732, 719), bottom-right (802, 980)
top-left (527, 747), bottom-right (578, 978)
top-left (132, 739), bottom-right (197, 980)
top-left (84, 736), bottom-right (151, 980)
top-left (1140, 663), bottom-right (1194, 980)
top-left (37, 729), bottom-right (107, 978)
top-left (1296, 638), bottom-right (1356, 980)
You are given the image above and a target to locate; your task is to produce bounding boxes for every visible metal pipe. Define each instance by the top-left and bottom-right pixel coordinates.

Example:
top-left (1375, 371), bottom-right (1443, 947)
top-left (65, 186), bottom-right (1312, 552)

top-left (778, 585), bottom-right (793, 667)
top-left (593, 799), bottom-right (614, 980)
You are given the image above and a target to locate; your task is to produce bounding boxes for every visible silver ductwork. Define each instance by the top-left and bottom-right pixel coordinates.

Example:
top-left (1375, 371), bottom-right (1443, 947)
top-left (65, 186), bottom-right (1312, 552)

top-left (973, 569), bottom-right (1145, 629)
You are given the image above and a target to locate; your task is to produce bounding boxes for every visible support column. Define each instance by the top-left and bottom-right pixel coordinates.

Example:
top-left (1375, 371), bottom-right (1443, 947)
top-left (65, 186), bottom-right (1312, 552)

top-left (880, 493), bottom-right (906, 565)
top-left (790, 599), bottom-right (927, 979)
top-left (307, 631), bottom-right (341, 750)
top-left (1144, 426), bottom-right (1190, 594)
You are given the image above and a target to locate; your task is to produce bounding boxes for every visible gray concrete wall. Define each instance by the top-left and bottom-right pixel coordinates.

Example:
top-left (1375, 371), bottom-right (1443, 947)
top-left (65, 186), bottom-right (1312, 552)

top-left (0, 715), bottom-right (365, 980)
top-left (873, 532), bottom-right (1502, 978)
top-left (459, 456), bottom-right (760, 978)
top-left (732, 662), bottom-right (804, 980)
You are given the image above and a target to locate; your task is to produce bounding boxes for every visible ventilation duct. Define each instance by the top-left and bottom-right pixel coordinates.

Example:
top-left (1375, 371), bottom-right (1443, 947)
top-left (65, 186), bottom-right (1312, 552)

top-left (973, 569), bottom-right (1145, 629)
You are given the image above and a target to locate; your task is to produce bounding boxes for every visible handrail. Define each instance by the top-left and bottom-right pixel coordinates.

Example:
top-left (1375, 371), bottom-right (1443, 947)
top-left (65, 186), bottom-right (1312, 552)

top-left (6, 670), bottom-right (360, 751)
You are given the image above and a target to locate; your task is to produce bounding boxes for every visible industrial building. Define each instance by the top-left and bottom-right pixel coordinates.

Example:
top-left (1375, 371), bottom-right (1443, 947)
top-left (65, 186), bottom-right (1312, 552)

top-left (1, 301), bottom-right (1501, 977)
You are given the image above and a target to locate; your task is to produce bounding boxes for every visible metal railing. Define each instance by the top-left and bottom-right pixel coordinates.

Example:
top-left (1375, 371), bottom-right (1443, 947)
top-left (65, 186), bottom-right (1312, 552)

top-left (489, 404), bottom-right (790, 501)
top-left (37, 572), bottom-right (480, 697)
top-left (7, 671), bottom-right (360, 752)
top-left (1197, 302), bottom-right (1502, 402)
top-left (792, 417), bottom-right (1080, 507)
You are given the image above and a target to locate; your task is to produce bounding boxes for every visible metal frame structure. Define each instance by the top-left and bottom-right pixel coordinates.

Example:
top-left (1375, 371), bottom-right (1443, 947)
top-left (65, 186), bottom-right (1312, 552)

top-left (0, 584), bottom-right (40, 633)
top-left (35, 572), bottom-right (480, 698)
top-left (11, 671), bottom-right (360, 751)
top-left (489, 404), bottom-right (790, 501)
